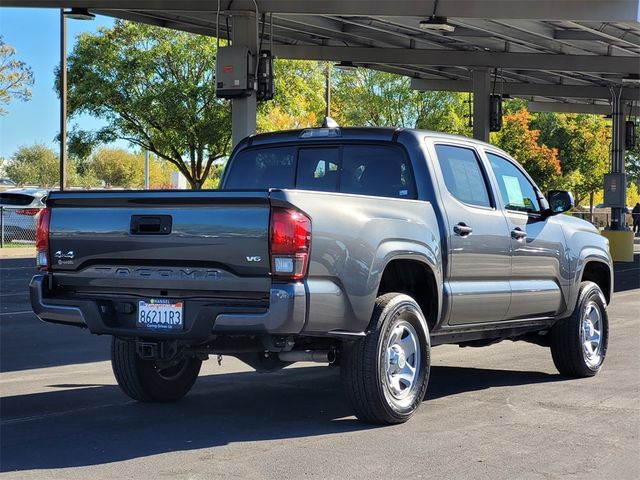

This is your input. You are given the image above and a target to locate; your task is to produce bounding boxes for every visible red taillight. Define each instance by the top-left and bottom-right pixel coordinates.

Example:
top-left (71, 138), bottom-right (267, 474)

top-left (35, 208), bottom-right (51, 271)
top-left (269, 207), bottom-right (311, 280)
top-left (16, 208), bottom-right (40, 216)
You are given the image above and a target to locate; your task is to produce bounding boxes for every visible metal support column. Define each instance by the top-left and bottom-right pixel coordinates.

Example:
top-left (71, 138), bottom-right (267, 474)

top-left (610, 88), bottom-right (627, 230)
top-left (59, 9), bottom-right (67, 191)
top-left (231, 14), bottom-right (258, 147)
top-left (472, 68), bottom-right (491, 143)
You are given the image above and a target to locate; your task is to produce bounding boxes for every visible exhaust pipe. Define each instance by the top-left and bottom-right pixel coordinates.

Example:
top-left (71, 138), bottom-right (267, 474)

top-left (278, 349), bottom-right (336, 364)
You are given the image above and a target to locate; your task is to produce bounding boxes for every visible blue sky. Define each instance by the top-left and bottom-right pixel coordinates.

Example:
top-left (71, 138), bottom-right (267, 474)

top-left (0, 8), bottom-right (125, 159)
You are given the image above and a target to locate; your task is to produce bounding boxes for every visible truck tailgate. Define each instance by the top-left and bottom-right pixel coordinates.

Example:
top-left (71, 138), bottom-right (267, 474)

top-left (46, 191), bottom-right (272, 296)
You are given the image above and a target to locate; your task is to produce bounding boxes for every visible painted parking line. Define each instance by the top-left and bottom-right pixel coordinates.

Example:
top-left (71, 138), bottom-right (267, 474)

top-left (0, 310), bottom-right (34, 316)
top-left (1, 400), bottom-right (136, 426)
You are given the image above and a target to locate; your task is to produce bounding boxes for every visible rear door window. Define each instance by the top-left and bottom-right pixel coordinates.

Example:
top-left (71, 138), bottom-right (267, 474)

top-left (224, 146), bottom-right (296, 189)
top-left (340, 145), bottom-right (415, 198)
top-left (296, 148), bottom-right (340, 192)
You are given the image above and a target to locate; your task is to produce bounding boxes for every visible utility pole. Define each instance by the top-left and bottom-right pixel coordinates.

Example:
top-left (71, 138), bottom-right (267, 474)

top-left (144, 150), bottom-right (150, 190)
top-left (325, 62), bottom-right (331, 118)
top-left (59, 9), bottom-right (67, 191)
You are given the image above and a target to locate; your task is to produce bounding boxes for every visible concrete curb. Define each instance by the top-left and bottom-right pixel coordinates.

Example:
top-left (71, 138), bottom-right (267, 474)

top-left (0, 247), bottom-right (36, 259)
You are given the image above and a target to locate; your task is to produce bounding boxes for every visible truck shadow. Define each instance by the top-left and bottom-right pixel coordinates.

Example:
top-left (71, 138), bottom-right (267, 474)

top-left (0, 364), bottom-right (562, 472)
top-left (613, 254), bottom-right (640, 293)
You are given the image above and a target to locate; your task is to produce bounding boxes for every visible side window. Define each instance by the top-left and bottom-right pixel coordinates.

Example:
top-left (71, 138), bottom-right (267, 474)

top-left (486, 153), bottom-right (541, 213)
top-left (434, 145), bottom-right (491, 208)
top-left (295, 148), bottom-right (340, 192)
top-left (340, 145), bottom-right (415, 198)
top-left (224, 147), bottom-right (296, 189)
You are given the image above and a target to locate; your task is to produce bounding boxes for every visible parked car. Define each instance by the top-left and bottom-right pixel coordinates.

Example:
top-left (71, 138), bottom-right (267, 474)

top-left (0, 188), bottom-right (48, 242)
top-left (30, 128), bottom-right (612, 424)
top-left (0, 178), bottom-right (17, 190)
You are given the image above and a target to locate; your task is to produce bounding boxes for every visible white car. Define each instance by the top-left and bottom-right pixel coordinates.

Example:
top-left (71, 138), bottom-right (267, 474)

top-left (0, 188), bottom-right (48, 243)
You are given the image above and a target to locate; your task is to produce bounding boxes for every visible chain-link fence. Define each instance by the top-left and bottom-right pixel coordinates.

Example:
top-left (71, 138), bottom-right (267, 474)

top-left (0, 206), bottom-right (42, 247)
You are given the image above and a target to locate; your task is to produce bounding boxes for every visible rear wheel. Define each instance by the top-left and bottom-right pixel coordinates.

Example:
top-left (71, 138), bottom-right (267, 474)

top-left (341, 293), bottom-right (431, 424)
top-left (111, 337), bottom-right (202, 402)
top-left (550, 281), bottom-right (608, 377)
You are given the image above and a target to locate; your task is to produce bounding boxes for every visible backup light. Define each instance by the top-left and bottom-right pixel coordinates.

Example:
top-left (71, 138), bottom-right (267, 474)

top-left (419, 16), bottom-right (455, 33)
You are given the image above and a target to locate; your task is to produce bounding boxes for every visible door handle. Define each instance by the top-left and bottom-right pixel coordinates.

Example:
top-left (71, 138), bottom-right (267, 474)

top-left (511, 227), bottom-right (527, 241)
top-left (453, 222), bottom-right (473, 236)
top-left (130, 215), bottom-right (172, 235)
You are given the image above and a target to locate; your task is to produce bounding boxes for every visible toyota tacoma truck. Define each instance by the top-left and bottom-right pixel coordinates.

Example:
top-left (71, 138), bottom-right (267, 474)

top-left (30, 127), bottom-right (612, 424)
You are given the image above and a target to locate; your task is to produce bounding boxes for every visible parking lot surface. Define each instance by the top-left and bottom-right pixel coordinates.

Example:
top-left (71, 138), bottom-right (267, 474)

top-left (1, 256), bottom-right (639, 479)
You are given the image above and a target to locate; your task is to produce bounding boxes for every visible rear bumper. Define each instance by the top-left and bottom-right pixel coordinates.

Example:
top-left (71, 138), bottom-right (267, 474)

top-left (29, 275), bottom-right (307, 341)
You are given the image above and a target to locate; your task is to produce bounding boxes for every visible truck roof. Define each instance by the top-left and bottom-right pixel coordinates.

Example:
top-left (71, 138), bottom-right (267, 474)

top-left (242, 126), bottom-right (493, 149)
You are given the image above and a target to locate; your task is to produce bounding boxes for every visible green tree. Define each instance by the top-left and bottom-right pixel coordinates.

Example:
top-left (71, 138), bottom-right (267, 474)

top-left (64, 21), bottom-right (230, 189)
top-left (5, 144), bottom-right (70, 187)
top-left (87, 148), bottom-right (172, 188)
top-left (332, 69), bottom-right (470, 132)
top-left (0, 37), bottom-right (34, 115)
top-left (532, 113), bottom-right (610, 209)
top-left (492, 109), bottom-right (561, 192)
top-left (257, 60), bottom-right (326, 132)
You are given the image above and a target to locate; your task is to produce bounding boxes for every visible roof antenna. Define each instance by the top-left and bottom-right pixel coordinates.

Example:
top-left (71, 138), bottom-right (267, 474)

top-left (322, 117), bottom-right (339, 128)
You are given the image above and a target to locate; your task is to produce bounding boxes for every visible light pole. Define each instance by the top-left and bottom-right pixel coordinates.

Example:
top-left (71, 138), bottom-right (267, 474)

top-left (59, 8), bottom-right (94, 191)
top-left (325, 62), bottom-right (331, 119)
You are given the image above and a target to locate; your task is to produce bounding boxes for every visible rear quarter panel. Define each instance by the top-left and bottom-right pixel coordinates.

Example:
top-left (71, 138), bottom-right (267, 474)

top-left (271, 189), bottom-right (442, 334)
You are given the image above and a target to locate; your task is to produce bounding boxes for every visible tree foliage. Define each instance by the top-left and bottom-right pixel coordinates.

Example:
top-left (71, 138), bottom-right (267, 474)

top-left (257, 60), bottom-right (326, 131)
top-left (64, 21), bottom-right (230, 189)
top-left (5, 144), bottom-right (67, 187)
top-left (87, 148), bottom-right (171, 188)
top-left (532, 113), bottom-right (610, 206)
top-left (0, 37), bottom-right (34, 115)
top-left (492, 109), bottom-right (561, 192)
top-left (331, 69), bottom-right (470, 136)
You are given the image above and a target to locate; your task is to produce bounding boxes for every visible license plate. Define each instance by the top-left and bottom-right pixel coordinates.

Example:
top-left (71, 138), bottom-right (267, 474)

top-left (137, 299), bottom-right (184, 330)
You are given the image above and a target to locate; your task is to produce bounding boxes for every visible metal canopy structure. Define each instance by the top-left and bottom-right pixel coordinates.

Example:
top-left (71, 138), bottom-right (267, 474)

top-left (4, 0), bottom-right (638, 124)
top-left (8, 0), bottom-right (640, 113)
top-left (4, 0), bottom-right (640, 231)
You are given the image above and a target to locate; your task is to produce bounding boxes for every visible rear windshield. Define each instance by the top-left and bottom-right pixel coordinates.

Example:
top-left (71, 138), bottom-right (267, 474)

top-left (0, 193), bottom-right (35, 206)
top-left (223, 144), bottom-right (416, 199)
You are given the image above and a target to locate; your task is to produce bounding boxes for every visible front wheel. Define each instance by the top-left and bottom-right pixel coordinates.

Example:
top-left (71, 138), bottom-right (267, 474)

top-left (341, 293), bottom-right (431, 425)
top-left (111, 337), bottom-right (202, 402)
top-left (550, 281), bottom-right (609, 377)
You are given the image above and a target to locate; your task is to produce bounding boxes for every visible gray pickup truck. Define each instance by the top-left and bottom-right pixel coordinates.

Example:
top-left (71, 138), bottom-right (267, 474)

top-left (30, 127), bottom-right (612, 424)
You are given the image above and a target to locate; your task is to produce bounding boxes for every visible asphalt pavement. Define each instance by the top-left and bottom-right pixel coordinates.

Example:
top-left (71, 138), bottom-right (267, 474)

top-left (0, 256), bottom-right (638, 479)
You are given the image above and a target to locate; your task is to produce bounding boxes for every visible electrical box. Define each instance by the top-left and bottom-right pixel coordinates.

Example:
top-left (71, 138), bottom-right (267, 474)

top-left (603, 173), bottom-right (627, 207)
top-left (256, 50), bottom-right (274, 102)
top-left (216, 45), bottom-right (254, 98)
top-left (625, 120), bottom-right (636, 150)
top-left (489, 94), bottom-right (503, 132)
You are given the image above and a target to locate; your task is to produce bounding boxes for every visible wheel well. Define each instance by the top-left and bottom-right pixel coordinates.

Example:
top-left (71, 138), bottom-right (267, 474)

top-left (377, 259), bottom-right (438, 331)
top-left (581, 261), bottom-right (611, 304)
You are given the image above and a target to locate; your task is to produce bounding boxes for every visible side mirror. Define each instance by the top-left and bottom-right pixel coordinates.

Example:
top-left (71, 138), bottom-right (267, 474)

top-left (546, 190), bottom-right (574, 216)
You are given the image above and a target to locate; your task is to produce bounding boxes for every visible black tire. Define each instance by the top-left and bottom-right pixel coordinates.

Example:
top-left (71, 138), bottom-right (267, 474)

top-left (550, 281), bottom-right (609, 378)
top-left (111, 337), bottom-right (202, 402)
top-left (341, 293), bottom-right (431, 425)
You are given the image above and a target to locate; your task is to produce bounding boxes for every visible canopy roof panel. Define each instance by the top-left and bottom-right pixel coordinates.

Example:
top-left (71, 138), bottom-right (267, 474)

top-left (6, 0), bottom-right (640, 109)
